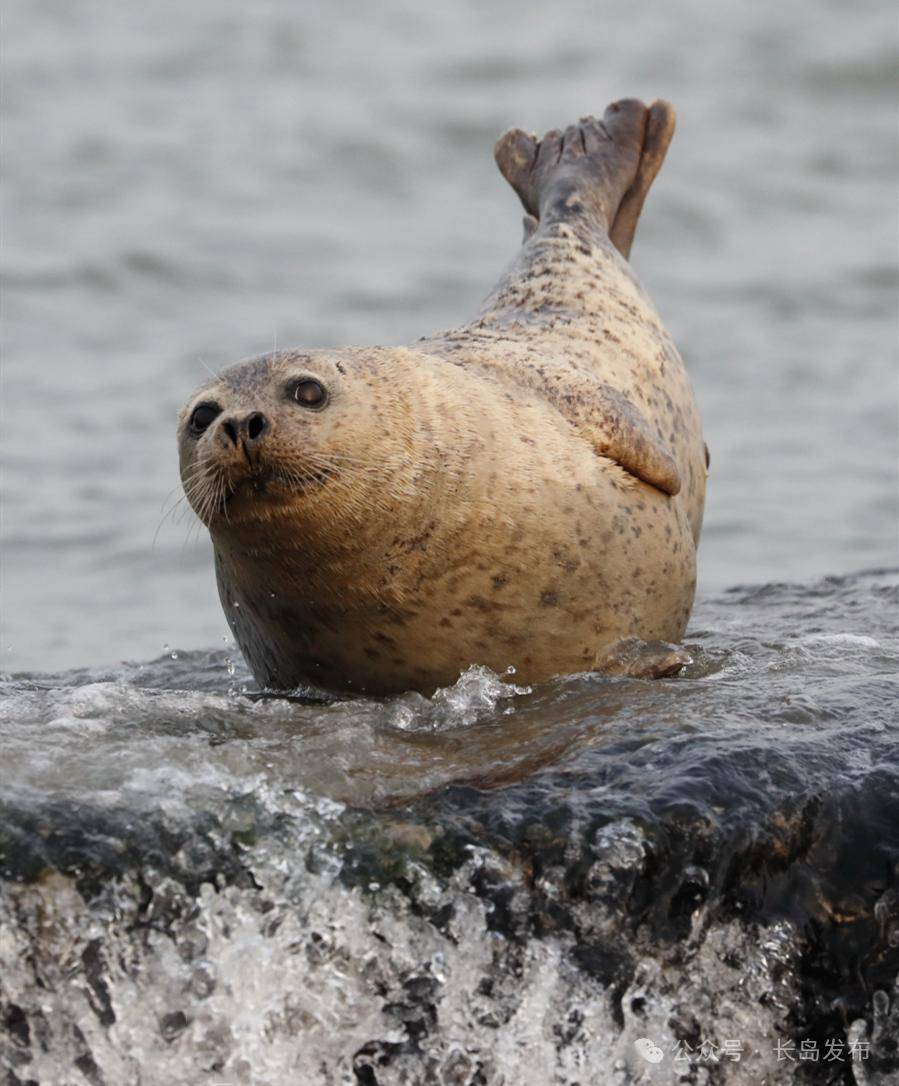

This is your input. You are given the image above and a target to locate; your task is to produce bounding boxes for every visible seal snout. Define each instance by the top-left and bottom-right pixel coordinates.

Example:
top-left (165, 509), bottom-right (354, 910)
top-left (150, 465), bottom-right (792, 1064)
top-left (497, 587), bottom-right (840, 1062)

top-left (219, 410), bottom-right (269, 450)
top-left (215, 410), bottom-right (271, 471)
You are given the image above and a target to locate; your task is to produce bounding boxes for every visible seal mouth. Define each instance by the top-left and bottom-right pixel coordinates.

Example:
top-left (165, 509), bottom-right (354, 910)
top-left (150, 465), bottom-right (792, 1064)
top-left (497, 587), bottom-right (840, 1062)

top-left (272, 467), bottom-right (332, 493)
top-left (222, 467), bottom-right (332, 510)
top-left (183, 453), bottom-right (335, 527)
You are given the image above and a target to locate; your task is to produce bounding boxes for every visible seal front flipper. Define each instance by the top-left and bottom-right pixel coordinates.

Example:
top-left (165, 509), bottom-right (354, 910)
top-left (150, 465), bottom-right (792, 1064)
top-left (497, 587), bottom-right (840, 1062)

top-left (543, 377), bottom-right (682, 496)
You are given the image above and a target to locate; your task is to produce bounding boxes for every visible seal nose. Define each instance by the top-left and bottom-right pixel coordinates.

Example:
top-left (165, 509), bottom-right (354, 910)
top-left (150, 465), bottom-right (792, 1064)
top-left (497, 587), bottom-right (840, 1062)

top-left (221, 412), bottom-right (269, 448)
top-left (245, 412), bottom-right (267, 442)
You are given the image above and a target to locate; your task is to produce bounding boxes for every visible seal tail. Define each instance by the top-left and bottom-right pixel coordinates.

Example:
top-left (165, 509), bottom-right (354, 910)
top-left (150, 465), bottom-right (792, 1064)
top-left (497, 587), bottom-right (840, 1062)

top-left (494, 99), bottom-right (676, 260)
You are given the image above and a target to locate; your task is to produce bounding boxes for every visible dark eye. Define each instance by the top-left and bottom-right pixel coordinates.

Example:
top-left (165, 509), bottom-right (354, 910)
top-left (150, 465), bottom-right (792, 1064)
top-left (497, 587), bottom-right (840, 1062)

top-left (292, 379), bottom-right (327, 408)
top-left (190, 403), bottom-right (220, 433)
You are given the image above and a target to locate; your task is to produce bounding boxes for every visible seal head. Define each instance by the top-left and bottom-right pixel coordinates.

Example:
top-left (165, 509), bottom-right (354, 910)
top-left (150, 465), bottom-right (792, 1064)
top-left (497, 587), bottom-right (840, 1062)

top-left (178, 350), bottom-right (411, 547)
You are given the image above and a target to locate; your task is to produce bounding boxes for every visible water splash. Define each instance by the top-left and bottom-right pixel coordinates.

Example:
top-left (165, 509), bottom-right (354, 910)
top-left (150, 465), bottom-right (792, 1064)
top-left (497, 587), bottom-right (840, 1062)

top-left (384, 664), bottom-right (532, 732)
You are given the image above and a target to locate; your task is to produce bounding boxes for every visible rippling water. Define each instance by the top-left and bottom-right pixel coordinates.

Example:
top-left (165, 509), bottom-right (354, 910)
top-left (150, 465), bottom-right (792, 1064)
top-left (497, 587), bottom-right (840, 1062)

top-left (2, 1), bottom-right (898, 1083)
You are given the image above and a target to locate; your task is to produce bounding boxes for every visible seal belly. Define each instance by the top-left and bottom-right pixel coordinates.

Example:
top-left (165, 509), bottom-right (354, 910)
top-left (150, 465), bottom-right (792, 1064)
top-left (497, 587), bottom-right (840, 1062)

top-left (391, 467), bottom-right (696, 694)
top-left (215, 402), bottom-right (696, 696)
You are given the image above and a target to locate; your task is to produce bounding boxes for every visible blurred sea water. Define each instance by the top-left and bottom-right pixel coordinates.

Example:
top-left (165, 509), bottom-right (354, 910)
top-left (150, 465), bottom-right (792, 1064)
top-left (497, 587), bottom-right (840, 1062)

top-left (2, 0), bottom-right (897, 671)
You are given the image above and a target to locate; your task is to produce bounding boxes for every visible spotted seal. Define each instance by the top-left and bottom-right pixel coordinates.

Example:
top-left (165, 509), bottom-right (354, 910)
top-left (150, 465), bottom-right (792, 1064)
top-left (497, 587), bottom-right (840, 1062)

top-left (178, 99), bottom-right (707, 694)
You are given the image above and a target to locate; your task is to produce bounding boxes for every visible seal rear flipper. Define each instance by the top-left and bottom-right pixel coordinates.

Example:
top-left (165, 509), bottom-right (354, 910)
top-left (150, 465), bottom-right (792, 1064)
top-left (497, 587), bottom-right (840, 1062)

top-left (609, 101), bottom-right (676, 259)
top-left (495, 99), bottom-right (675, 259)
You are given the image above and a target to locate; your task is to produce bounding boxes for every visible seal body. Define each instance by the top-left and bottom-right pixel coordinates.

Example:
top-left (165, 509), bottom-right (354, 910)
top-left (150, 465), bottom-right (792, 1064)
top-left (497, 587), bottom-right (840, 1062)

top-left (178, 100), bottom-right (707, 695)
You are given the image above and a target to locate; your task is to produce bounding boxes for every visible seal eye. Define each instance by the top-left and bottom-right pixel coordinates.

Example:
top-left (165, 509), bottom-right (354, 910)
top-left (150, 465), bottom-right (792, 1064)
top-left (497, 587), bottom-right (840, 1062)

top-left (190, 403), bottom-right (220, 434)
top-left (292, 379), bottom-right (327, 408)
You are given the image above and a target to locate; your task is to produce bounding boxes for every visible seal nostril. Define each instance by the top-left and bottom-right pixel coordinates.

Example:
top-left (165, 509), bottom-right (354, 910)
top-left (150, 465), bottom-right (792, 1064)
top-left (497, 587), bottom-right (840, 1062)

top-left (222, 419), bottom-right (239, 446)
top-left (247, 413), bottom-right (266, 441)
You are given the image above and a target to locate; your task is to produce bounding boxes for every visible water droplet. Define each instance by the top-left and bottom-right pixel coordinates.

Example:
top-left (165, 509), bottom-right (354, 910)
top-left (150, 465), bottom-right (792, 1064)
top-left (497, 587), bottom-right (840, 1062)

top-left (225, 657), bottom-right (236, 677)
top-left (232, 601), bottom-right (240, 609)
top-left (505, 665), bottom-right (517, 675)
top-left (170, 650), bottom-right (179, 660)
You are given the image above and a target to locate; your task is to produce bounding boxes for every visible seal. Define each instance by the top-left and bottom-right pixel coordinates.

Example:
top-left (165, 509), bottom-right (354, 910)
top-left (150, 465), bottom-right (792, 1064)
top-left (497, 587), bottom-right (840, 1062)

top-left (178, 99), bottom-right (707, 695)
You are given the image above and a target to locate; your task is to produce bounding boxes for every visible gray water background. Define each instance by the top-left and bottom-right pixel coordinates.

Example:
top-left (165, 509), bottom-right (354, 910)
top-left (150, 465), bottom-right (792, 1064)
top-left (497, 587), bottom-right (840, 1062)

top-left (2, 0), bottom-right (897, 673)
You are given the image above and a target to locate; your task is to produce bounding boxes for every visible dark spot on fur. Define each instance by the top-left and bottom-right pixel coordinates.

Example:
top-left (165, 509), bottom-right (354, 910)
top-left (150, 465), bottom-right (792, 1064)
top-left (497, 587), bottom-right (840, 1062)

top-left (540, 590), bottom-right (559, 607)
top-left (552, 549), bottom-right (580, 574)
top-left (465, 595), bottom-right (506, 614)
